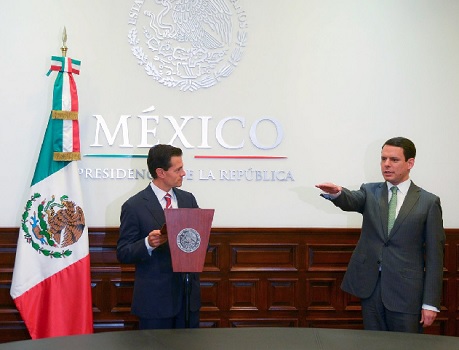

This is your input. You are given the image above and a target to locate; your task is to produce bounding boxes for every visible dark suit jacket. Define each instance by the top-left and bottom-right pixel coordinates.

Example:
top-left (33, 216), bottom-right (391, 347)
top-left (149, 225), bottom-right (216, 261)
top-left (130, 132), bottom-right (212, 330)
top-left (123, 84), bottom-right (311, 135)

top-left (331, 181), bottom-right (445, 314)
top-left (117, 185), bottom-right (200, 319)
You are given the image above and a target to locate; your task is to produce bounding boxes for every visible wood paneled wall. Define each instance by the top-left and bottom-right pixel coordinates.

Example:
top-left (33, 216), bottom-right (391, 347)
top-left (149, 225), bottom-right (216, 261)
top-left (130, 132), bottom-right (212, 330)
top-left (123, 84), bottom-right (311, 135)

top-left (1, 227), bottom-right (458, 343)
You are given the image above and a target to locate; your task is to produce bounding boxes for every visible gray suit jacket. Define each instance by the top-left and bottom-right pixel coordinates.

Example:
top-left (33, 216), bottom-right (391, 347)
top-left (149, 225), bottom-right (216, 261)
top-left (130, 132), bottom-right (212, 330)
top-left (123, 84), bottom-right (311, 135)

top-left (331, 181), bottom-right (445, 314)
top-left (117, 185), bottom-right (200, 319)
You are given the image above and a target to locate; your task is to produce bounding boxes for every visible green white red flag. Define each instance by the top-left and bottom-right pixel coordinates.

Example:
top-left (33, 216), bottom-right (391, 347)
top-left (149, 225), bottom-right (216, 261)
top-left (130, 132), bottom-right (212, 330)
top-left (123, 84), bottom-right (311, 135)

top-left (10, 53), bottom-right (93, 339)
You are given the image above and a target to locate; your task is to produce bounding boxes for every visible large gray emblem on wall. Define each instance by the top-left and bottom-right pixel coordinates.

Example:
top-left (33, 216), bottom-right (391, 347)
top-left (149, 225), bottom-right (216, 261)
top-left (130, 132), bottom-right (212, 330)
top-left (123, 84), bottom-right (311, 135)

top-left (128, 0), bottom-right (248, 92)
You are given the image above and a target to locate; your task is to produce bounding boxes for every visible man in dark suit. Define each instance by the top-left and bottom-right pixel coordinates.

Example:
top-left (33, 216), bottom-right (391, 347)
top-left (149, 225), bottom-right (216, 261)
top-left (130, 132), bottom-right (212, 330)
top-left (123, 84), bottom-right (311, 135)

top-left (316, 137), bottom-right (445, 333)
top-left (117, 144), bottom-right (200, 329)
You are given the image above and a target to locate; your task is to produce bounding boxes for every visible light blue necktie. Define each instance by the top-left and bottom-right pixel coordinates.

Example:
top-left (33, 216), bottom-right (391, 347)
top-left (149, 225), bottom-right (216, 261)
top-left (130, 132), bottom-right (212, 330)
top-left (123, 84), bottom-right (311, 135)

top-left (387, 186), bottom-right (398, 233)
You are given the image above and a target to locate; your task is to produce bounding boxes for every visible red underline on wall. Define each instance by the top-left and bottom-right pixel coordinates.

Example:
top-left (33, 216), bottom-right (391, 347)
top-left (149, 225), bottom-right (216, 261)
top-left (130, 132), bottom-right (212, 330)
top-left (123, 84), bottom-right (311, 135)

top-left (194, 155), bottom-right (287, 159)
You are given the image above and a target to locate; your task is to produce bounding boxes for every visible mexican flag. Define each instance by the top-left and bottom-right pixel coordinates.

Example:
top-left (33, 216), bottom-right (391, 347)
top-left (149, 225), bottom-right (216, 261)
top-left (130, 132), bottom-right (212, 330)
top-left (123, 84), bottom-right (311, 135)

top-left (10, 55), bottom-right (93, 339)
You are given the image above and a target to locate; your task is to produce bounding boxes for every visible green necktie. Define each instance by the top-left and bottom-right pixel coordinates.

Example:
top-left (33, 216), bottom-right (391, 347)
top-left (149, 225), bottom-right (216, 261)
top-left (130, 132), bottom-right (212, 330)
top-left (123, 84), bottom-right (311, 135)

top-left (388, 186), bottom-right (398, 233)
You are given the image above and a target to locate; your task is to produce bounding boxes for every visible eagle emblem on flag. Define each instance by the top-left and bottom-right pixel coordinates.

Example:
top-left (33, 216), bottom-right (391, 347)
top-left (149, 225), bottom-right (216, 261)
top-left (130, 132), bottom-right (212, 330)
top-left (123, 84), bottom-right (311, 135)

top-left (21, 193), bottom-right (86, 258)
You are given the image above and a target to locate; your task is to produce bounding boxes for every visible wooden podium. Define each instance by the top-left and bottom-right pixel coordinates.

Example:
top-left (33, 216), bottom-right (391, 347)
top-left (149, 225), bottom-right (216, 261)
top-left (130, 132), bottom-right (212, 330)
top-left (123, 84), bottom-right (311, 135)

top-left (163, 208), bottom-right (214, 327)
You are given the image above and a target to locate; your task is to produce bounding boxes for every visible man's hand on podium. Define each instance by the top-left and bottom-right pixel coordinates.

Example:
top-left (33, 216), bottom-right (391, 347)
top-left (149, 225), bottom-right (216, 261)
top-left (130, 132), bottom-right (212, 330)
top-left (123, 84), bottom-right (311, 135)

top-left (148, 229), bottom-right (168, 248)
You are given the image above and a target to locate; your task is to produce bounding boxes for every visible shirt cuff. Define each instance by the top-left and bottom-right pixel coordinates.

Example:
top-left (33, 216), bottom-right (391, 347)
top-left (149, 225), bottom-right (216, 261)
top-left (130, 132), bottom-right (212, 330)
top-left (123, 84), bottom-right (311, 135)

top-left (145, 236), bottom-right (154, 255)
top-left (320, 191), bottom-right (341, 200)
top-left (422, 304), bottom-right (440, 312)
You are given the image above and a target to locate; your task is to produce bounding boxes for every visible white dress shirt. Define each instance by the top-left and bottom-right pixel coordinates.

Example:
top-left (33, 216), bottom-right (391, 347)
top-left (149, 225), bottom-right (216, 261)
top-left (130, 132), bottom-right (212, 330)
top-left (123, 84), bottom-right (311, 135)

top-left (144, 182), bottom-right (177, 253)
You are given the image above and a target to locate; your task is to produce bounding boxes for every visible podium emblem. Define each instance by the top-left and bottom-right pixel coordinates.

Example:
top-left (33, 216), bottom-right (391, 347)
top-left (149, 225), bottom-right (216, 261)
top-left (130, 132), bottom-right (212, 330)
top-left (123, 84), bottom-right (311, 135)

top-left (176, 228), bottom-right (201, 253)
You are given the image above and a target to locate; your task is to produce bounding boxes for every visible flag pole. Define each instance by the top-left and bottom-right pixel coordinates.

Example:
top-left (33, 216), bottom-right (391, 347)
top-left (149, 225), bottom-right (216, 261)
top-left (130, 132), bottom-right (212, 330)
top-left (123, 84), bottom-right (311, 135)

top-left (61, 27), bottom-right (68, 57)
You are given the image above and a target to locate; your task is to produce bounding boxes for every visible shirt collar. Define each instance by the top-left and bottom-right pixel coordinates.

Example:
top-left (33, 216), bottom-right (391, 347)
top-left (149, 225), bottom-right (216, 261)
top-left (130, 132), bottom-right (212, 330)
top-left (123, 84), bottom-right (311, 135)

top-left (150, 182), bottom-right (172, 201)
top-left (387, 178), bottom-right (411, 195)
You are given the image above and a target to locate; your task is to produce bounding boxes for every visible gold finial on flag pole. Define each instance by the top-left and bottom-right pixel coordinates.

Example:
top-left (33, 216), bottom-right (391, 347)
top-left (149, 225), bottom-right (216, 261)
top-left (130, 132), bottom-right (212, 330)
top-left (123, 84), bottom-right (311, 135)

top-left (61, 27), bottom-right (68, 57)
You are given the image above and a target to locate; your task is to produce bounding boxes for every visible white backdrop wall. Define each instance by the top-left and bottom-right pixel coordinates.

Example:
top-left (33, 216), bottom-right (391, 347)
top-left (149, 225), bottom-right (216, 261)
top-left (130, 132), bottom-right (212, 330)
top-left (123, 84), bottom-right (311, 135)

top-left (1, 1), bottom-right (458, 228)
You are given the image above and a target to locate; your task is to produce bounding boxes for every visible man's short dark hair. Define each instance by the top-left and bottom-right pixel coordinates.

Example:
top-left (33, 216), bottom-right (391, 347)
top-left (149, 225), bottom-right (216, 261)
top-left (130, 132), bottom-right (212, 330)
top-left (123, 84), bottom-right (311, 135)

top-left (383, 137), bottom-right (416, 161)
top-left (147, 144), bottom-right (183, 179)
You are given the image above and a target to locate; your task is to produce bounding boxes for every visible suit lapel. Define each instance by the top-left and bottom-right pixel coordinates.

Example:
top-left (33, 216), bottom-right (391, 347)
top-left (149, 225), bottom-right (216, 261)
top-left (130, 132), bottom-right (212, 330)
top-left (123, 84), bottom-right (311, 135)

top-left (389, 182), bottom-right (420, 238)
top-left (142, 185), bottom-right (165, 227)
top-left (173, 188), bottom-right (187, 208)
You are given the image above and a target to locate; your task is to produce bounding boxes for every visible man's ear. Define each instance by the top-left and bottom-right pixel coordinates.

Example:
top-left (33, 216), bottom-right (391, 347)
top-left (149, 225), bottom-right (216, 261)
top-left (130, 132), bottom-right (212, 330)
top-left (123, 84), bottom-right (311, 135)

top-left (156, 168), bottom-right (165, 178)
top-left (407, 158), bottom-right (415, 170)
